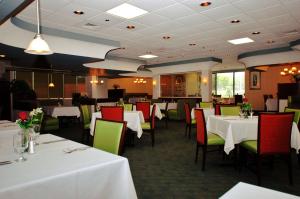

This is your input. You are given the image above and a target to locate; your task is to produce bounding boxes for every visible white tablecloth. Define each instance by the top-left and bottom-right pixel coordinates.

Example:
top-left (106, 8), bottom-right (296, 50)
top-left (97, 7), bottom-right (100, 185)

top-left (133, 105), bottom-right (163, 120)
top-left (90, 111), bottom-right (144, 138)
top-left (191, 108), bottom-right (215, 121)
top-left (51, 106), bottom-right (81, 118)
top-left (220, 182), bottom-right (299, 199)
top-left (0, 134), bottom-right (137, 199)
top-left (0, 121), bottom-right (20, 135)
top-left (266, 98), bottom-right (278, 111)
top-left (206, 115), bottom-right (300, 154)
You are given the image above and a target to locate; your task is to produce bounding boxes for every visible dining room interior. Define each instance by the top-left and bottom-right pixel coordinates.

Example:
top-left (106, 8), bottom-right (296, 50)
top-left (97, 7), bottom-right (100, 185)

top-left (1, 0), bottom-right (300, 198)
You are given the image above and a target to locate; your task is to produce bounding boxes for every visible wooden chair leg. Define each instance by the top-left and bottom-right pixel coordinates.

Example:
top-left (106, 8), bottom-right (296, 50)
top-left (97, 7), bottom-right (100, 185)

top-left (195, 143), bottom-right (199, 163)
top-left (256, 155), bottom-right (261, 186)
top-left (287, 154), bottom-right (293, 185)
top-left (202, 145), bottom-right (207, 171)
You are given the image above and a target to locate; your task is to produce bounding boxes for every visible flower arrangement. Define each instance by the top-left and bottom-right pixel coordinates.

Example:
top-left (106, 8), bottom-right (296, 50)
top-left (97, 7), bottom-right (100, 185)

top-left (241, 98), bottom-right (252, 112)
top-left (16, 108), bottom-right (43, 129)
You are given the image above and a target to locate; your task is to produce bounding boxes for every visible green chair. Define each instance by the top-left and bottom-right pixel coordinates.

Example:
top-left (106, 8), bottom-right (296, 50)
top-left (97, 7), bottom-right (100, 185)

top-left (123, 103), bottom-right (133, 111)
top-left (220, 106), bottom-right (240, 116)
top-left (42, 116), bottom-right (59, 131)
top-left (141, 105), bottom-right (156, 146)
top-left (93, 119), bottom-right (126, 155)
top-left (284, 108), bottom-right (300, 125)
top-left (80, 105), bottom-right (91, 144)
top-left (199, 102), bottom-right (213, 108)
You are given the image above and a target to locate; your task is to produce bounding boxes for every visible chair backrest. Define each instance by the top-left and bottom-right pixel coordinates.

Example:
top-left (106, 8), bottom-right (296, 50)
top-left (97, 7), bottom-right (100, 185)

top-left (93, 119), bottom-right (126, 155)
top-left (215, 104), bottom-right (221, 115)
top-left (101, 106), bottom-right (124, 122)
top-left (150, 104), bottom-right (156, 129)
top-left (200, 102), bottom-right (212, 108)
top-left (123, 103), bottom-right (133, 111)
top-left (284, 108), bottom-right (300, 125)
top-left (184, 103), bottom-right (191, 124)
top-left (258, 113), bottom-right (294, 155)
top-left (220, 106), bottom-right (240, 116)
top-left (195, 109), bottom-right (207, 145)
top-left (80, 105), bottom-right (91, 125)
top-left (136, 102), bottom-right (151, 121)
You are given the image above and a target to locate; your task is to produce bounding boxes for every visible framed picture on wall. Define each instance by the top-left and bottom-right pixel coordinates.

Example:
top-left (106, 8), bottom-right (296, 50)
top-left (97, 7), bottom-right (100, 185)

top-left (249, 71), bottom-right (261, 90)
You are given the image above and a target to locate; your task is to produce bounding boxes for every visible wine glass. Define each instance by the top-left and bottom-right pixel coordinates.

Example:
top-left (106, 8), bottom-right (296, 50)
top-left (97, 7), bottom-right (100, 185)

top-left (13, 132), bottom-right (28, 162)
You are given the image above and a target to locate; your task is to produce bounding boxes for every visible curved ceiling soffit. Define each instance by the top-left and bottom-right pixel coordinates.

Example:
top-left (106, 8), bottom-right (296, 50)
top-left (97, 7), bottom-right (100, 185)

top-left (238, 39), bottom-right (300, 67)
top-left (0, 17), bottom-right (120, 60)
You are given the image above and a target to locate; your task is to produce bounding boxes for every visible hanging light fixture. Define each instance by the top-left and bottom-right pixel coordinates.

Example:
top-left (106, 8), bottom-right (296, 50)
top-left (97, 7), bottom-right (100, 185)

top-left (25, 0), bottom-right (53, 55)
top-left (48, 65), bottom-right (55, 87)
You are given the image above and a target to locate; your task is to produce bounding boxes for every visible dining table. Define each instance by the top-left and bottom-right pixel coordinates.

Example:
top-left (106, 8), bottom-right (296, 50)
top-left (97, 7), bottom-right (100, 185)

top-left (0, 133), bottom-right (137, 199)
top-left (0, 120), bottom-right (20, 135)
top-left (220, 182), bottom-right (299, 199)
top-left (90, 111), bottom-right (145, 138)
top-left (155, 102), bottom-right (177, 111)
top-left (51, 106), bottom-right (81, 118)
top-left (206, 115), bottom-right (300, 154)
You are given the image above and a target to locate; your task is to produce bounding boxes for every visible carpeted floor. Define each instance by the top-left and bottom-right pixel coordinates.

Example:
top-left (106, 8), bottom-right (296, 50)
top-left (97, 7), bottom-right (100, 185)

top-left (51, 119), bottom-right (300, 199)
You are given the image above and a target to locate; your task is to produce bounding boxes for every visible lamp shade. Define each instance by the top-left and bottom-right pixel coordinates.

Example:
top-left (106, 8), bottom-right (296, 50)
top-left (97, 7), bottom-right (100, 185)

top-left (48, 82), bottom-right (55, 87)
top-left (25, 34), bottom-right (53, 55)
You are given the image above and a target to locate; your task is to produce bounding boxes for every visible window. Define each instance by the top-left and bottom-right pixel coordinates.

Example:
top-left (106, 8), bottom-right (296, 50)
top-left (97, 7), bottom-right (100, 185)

top-left (16, 71), bottom-right (32, 88)
top-left (49, 73), bottom-right (63, 98)
top-left (213, 71), bottom-right (245, 97)
top-left (64, 74), bottom-right (76, 98)
top-left (34, 72), bottom-right (48, 98)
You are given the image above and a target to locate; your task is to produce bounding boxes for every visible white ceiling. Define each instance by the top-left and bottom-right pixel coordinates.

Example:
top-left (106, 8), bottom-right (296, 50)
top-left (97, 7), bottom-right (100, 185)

top-left (17, 0), bottom-right (300, 64)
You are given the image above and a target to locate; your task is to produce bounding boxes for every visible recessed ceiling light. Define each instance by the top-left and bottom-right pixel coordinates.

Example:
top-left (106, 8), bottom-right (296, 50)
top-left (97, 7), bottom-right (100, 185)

top-left (200, 1), bottom-right (211, 7)
top-left (267, 40), bottom-right (275, 44)
top-left (73, 10), bottom-right (84, 15)
top-left (0, 54), bottom-right (5, 58)
top-left (231, 19), bottom-right (240, 23)
top-left (126, 25), bottom-right (135, 29)
top-left (139, 54), bottom-right (158, 59)
top-left (105, 19), bottom-right (110, 22)
top-left (228, 37), bottom-right (254, 45)
top-left (163, 36), bottom-right (171, 40)
top-left (189, 43), bottom-right (196, 46)
top-left (252, 31), bottom-right (261, 35)
top-left (106, 3), bottom-right (148, 19)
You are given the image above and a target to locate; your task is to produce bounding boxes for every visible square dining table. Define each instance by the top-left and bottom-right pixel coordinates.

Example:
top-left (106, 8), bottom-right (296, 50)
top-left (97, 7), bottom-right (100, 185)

top-left (0, 133), bottom-right (137, 199)
top-left (206, 115), bottom-right (300, 154)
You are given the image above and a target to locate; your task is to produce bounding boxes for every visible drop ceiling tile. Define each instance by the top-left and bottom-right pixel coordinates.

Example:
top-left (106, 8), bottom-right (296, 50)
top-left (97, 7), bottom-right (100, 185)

top-left (87, 13), bottom-right (126, 27)
top-left (232, 0), bottom-right (281, 12)
top-left (181, 0), bottom-right (228, 13)
top-left (134, 27), bottom-right (163, 35)
top-left (54, 3), bottom-right (102, 19)
top-left (247, 4), bottom-right (287, 20)
top-left (113, 21), bottom-right (148, 31)
top-left (216, 13), bottom-right (255, 25)
top-left (154, 3), bottom-right (196, 19)
top-left (127, 0), bottom-right (177, 12)
top-left (258, 14), bottom-right (298, 27)
top-left (153, 21), bottom-right (185, 31)
top-left (132, 13), bottom-right (169, 26)
top-left (201, 4), bottom-right (243, 20)
top-left (175, 13), bottom-right (212, 26)
top-left (39, 0), bottom-right (73, 12)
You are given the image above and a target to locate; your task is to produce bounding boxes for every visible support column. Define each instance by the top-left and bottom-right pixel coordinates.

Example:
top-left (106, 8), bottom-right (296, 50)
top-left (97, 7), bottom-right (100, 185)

top-left (152, 75), bottom-right (160, 99)
top-left (200, 69), bottom-right (212, 102)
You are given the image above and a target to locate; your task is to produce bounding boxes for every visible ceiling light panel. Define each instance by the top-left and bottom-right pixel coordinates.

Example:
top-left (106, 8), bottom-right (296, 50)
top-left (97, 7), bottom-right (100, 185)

top-left (106, 3), bottom-right (148, 19)
top-left (139, 54), bottom-right (158, 59)
top-left (228, 37), bottom-right (254, 45)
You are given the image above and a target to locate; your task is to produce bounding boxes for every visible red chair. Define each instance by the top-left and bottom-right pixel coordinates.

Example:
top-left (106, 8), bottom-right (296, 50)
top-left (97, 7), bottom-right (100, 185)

top-left (184, 103), bottom-right (196, 139)
top-left (215, 104), bottom-right (221, 115)
top-left (101, 106), bottom-right (124, 122)
top-left (240, 112), bottom-right (295, 185)
top-left (136, 102), bottom-right (151, 122)
top-left (194, 109), bottom-right (224, 171)
top-left (141, 105), bottom-right (157, 146)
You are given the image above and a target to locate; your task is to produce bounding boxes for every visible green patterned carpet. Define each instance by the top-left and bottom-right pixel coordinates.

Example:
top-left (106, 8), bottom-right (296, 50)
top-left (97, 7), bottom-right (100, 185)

top-left (52, 119), bottom-right (300, 199)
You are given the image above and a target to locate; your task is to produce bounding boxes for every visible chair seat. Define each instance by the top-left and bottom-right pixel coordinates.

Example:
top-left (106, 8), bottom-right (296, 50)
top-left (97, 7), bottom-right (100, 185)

top-left (44, 117), bottom-right (59, 125)
top-left (191, 119), bottom-right (196, 124)
top-left (141, 122), bottom-right (151, 130)
top-left (240, 140), bottom-right (257, 153)
top-left (207, 133), bottom-right (225, 145)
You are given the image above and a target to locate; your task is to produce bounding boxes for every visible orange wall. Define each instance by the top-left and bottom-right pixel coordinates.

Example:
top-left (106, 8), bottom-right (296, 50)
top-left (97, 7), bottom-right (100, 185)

top-left (245, 65), bottom-right (293, 110)
top-left (107, 77), bottom-right (153, 95)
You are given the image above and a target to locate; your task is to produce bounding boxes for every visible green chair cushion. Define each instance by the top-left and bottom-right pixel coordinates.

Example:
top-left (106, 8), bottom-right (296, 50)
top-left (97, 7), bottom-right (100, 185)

top-left (285, 108), bottom-right (300, 124)
top-left (123, 104), bottom-right (133, 111)
top-left (207, 133), bottom-right (225, 145)
top-left (141, 122), bottom-right (151, 130)
top-left (200, 102), bottom-right (212, 108)
top-left (240, 140), bottom-right (257, 153)
top-left (168, 109), bottom-right (179, 120)
top-left (191, 119), bottom-right (196, 124)
top-left (220, 106), bottom-right (240, 116)
top-left (93, 120), bottom-right (124, 155)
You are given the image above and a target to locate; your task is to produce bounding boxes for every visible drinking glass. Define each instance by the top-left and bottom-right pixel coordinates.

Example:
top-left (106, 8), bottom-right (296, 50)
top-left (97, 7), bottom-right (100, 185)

top-left (239, 110), bottom-right (244, 118)
top-left (13, 132), bottom-right (28, 162)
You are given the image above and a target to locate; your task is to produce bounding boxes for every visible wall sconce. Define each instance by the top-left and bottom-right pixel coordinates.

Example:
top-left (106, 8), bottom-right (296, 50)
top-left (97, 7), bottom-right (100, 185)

top-left (134, 78), bottom-right (146, 83)
top-left (202, 77), bottom-right (208, 85)
top-left (100, 80), bottom-right (104, 84)
top-left (152, 80), bottom-right (157, 86)
top-left (90, 79), bottom-right (99, 84)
